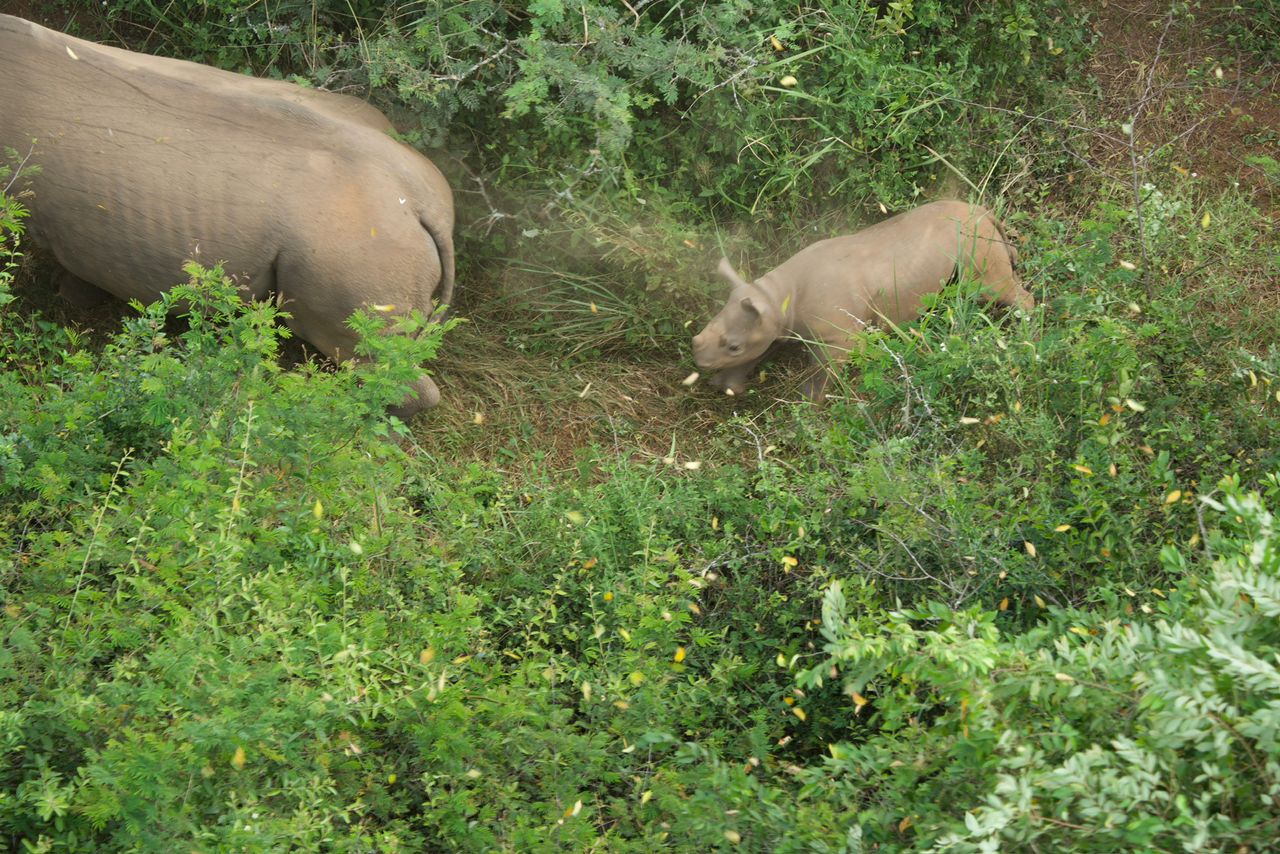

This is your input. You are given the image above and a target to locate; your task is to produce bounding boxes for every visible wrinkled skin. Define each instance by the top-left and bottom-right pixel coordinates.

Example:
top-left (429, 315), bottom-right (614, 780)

top-left (0, 14), bottom-right (455, 416)
top-left (692, 200), bottom-right (1034, 402)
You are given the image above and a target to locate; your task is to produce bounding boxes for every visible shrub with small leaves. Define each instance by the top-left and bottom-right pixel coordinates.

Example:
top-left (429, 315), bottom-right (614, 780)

top-left (0, 263), bottom-right (459, 849)
top-left (797, 478), bottom-right (1280, 850)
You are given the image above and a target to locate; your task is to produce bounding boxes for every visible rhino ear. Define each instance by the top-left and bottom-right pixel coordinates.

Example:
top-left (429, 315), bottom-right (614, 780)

top-left (740, 295), bottom-right (760, 317)
top-left (717, 257), bottom-right (750, 290)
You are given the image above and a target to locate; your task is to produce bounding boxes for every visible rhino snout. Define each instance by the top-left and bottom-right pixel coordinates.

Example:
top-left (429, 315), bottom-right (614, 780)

top-left (691, 330), bottom-right (715, 368)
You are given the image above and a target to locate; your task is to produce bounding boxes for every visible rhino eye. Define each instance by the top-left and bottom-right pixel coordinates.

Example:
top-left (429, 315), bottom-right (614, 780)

top-left (727, 342), bottom-right (743, 354)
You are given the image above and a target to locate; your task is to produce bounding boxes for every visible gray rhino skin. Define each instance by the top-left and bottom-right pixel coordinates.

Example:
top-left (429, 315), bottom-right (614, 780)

top-left (0, 14), bottom-right (454, 415)
top-left (691, 200), bottom-right (1033, 401)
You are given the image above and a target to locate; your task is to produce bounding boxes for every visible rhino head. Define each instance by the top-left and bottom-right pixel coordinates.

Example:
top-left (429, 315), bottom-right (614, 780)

top-left (691, 258), bottom-right (783, 371)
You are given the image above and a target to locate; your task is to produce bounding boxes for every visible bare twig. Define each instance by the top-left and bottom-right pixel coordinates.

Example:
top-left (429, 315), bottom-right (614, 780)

top-left (1127, 3), bottom-right (1177, 290)
top-left (939, 96), bottom-right (1127, 147)
top-left (734, 420), bottom-right (768, 465)
top-left (1141, 57), bottom-right (1245, 165)
top-left (1029, 813), bottom-right (1090, 831)
top-left (868, 524), bottom-right (963, 598)
top-left (2, 144), bottom-right (37, 196)
top-left (468, 174), bottom-right (513, 234)
top-left (1195, 491), bottom-right (1217, 565)
top-left (441, 151), bottom-right (514, 233)
top-left (437, 42), bottom-right (514, 83)
top-left (682, 56), bottom-right (760, 115)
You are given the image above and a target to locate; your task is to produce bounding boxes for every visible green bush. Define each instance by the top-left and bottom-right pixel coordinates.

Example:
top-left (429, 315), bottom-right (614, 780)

top-left (1, 153), bottom-right (31, 261)
top-left (0, 262), bottom-right (460, 849)
top-left (88, 0), bottom-right (387, 71)
top-left (365, 0), bottom-right (1092, 223)
top-left (1209, 0), bottom-right (1279, 62)
top-left (797, 477), bottom-right (1280, 850)
top-left (0, 250), bottom-right (824, 849)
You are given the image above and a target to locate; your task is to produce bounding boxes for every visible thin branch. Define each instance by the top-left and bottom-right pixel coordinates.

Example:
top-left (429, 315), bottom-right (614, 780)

top-left (2, 144), bottom-right (37, 196)
top-left (1127, 2), bottom-right (1177, 292)
top-left (1195, 491), bottom-right (1217, 565)
top-left (441, 150), bottom-right (514, 234)
top-left (682, 57), bottom-right (760, 115)
top-left (436, 42), bottom-right (513, 83)
top-left (63, 450), bottom-right (134, 636)
top-left (1140, 59), bottom-right (1246, 165)
top-left (939, 96), bottom-right (1127, 147)
top-left (1029, 812), bottom-right (1090, 831)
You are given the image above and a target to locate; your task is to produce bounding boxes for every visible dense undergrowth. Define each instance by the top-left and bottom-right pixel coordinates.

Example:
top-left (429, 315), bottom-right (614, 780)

top-left (4, 0), bottom-right (1280, 851)
top-left (4, 180), bottom-right (1280, 849)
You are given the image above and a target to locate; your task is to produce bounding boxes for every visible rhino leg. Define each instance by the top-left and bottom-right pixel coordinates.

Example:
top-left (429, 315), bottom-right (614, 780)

top-left (980, 258), bottom-right (1033, 311)
top-left (709, 358), bottom-right (763, 396)
top-left (55, 268), bottom-right (112, 308)
top-left (800, 363), bottom-right (832, 402)
top-left (390, 374), bottom-right (441, 419)
top-left (282, 310), bottom-right (442, 420)
top-left (801, 339), bottom-right (858, 403)
top-left (971, 221), bottom-right (1034, 312)
top-left (998, 282), bottom-right (1035, 312)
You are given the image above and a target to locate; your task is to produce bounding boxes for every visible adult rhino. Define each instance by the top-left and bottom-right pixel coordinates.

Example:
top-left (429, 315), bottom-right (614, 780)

top-left (0, 14), bottom-right (455, 415)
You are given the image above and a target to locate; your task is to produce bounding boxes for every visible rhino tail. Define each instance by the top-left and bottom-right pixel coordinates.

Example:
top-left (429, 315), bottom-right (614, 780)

top-left (990, 214), bottom-right (1019, 270)
top-left (420, 213), bottom-right (455, 321)
top-left (986, 211), bottom-right (1035, 310)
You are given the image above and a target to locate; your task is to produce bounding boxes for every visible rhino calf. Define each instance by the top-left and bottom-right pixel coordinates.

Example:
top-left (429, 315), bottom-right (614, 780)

top-left (691, 200), bottom-right (1033, 402)
top-left (0, 15), bottom-right (455, 417)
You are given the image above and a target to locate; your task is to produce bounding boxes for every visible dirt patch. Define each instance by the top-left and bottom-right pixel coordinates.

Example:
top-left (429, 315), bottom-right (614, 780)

top-left (1087, 0), bottom-right (1279, 207)
top-left (411, 312), bottom-right (810, 476)
top-left (0, 0), bottom-right (79, 32)
top-left (5, 248), bottom-right (131, 338)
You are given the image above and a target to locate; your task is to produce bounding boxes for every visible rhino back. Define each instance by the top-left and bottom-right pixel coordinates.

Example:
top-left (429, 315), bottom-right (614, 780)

top-left (0, 15), bottom-right (394, 133)
top-left (0, 32), bottom-right (313, 299)
top-left (768, 205), bottom-right (965, 336)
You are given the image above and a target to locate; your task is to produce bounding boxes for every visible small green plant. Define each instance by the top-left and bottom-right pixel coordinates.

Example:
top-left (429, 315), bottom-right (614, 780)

top-left (1, 150), bottom-right (33, 261)
top-left (1130, 181), bottom-right (1185, 245)
top-left (1246, 154), bottom-right (1280, 187)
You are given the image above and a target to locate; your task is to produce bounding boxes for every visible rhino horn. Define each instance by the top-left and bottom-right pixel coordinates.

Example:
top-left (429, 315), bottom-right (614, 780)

top-left (717, 257), bottom-right (751, 290)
